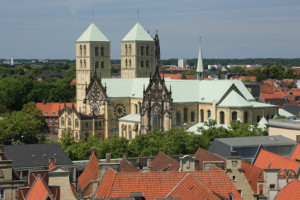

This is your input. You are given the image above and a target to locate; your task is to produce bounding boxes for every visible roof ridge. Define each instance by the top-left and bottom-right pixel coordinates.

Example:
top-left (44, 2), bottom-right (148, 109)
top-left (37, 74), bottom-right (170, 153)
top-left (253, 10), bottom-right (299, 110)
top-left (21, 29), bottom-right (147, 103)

top-left (165, 173), bottom-right (189, 198)
top-left (107, 168), bottom-right (117, 198)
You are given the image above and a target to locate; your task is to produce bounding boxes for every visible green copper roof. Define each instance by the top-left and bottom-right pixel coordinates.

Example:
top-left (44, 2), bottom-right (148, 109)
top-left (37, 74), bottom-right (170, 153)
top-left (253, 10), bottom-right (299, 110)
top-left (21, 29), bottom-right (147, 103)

top-left (122, 22), bottom-right (154, 42)
top-left (258, 116), bottom-right (268, 129)
top-left (196, 44), bottom-right (204, 73)
top-left (217, 90), bottom-right (252, 108)
top-left (118, 114), bottom-right (140, 123)
top-left (77, 23), bottom-right (109, 42)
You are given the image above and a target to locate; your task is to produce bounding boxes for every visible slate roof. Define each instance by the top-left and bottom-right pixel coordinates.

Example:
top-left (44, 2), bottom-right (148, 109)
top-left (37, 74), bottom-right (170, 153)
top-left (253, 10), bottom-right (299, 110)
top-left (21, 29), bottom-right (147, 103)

top-left (122, 22), bottom-right (154, 42)
top-left (194, 148), bottom-right (225, 171)
top-left (283, 104), bottom-right (300, 116)
top-left (253, 148), bottom-right (300, 172)
top-left (289, 144), bottom-right (300, 161)
top-left (78, 149), bottom-right (100, 192)
top-left (4, 143), bottom-right (73, 169)
top-left (77, 23), bottom-right (109, 42)
top-left (166, 174), bottom-right (219, 200)
top-left (95, 169), bottom-right (242, 200)
top-left (275, 179), bottom-right (300, 200)
top-left (279, 108), bottom-right (295, 117)
top-left (151, 151), bottom-right (180, 172)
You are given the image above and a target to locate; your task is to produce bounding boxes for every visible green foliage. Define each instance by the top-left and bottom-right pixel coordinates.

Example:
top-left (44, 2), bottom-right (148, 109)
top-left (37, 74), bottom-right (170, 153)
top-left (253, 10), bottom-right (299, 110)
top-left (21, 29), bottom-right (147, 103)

top-left (0, 102), bottom-right (47, 144)
top-left (274, 115), bottom-right (287, 119)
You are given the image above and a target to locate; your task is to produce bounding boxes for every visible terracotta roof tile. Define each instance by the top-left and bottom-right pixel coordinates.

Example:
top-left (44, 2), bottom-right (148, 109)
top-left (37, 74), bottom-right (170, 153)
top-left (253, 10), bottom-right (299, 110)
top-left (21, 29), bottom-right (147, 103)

top-left (254, 148), bottom-right (300, 172)
top-left (151, 151), bottom-right (180, 171)
top-left (26, 176), bottom-right (54, 200)
top-left (95, 170), bottom-right (241, 200)
top-left (48, 160), bottom-right (57, 170)
top-left (240, 76), bottom-right (256, 81)
top-left (160, 73), bottom-right (183, 80)
top-left (167, 174), bottom-right (219, 200)
top-left (120, 159), bottom-right (139, 172)
top-left (78, 150), bottom-right (100, 191)
top-left (261, 92), bottom-right (284, 101)
top-left (275, 179), bottom-right (300, 200)
top-left (194, 148), bottom-right (225, 171)
top-left (241, 161), bottom-right (264, 194)
top-left (70, 78), bottom-right (76, 85)
top-left (36, 102), bottom-right (76, 117)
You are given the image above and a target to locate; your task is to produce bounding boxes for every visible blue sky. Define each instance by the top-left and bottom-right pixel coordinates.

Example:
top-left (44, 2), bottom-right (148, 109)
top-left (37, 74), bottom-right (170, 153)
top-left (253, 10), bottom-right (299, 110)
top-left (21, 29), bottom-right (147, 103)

top-left (0, 0), bottom-right (300, 59)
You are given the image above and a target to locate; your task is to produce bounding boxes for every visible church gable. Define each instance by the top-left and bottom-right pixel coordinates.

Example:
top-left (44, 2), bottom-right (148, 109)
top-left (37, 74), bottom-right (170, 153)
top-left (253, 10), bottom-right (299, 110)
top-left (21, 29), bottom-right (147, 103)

top-left (216, 83), bottom-right (248, 106)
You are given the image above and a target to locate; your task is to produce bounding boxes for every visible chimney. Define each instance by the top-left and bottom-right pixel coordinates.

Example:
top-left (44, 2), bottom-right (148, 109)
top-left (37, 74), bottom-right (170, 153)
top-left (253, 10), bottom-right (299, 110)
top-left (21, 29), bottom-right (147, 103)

top-left (147, 159), bottom-right (152, 172)
top-left (296, 135), bottom-right (300, 144)
top-left (138, 155), bottom-right (143, 169)
top-left (49, 157), bottom-right (56, 165)
top-left (122, 153), bottom-right (127, 160)
top-left (106, 153), bottom-right (111, 163)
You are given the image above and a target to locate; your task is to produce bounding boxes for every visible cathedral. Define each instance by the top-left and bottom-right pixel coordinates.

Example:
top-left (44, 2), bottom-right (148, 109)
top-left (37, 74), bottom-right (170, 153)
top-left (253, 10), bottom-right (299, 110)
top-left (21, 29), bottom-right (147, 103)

top-left (58, 22), bottom-right (278, 141)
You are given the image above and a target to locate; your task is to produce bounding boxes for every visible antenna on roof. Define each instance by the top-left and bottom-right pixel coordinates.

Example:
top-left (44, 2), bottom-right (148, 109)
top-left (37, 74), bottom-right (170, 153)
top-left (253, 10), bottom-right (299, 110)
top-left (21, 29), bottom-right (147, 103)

top-left (91, 10), bottom-right (94, 23)
top-left (137, 10), bottom-right (140, 22)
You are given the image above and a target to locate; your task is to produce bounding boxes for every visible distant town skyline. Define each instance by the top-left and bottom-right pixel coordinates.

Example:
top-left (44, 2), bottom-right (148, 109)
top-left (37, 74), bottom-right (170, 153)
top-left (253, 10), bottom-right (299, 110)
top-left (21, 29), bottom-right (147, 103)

top-left (0, 0), bottom-right (300, 59)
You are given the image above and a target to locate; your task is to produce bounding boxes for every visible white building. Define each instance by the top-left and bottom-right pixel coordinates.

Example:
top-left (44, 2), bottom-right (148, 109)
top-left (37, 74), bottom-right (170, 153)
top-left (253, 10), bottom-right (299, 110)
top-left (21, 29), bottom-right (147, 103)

top-left (178, 58), bottom-right (187, 68)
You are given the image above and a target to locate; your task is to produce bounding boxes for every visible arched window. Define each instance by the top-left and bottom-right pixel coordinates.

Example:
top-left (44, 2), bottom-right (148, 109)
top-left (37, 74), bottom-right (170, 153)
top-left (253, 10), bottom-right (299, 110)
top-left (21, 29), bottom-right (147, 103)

top-left (184, 107), bottom-right (188, 122)
top-left (121, 125), bottom-right (125, 137)
top-left (200, 109), bottom-right (204, 122)
top-left (232, 111), bottom-right (237, 121)
top-left (79, 45), bottom-right (82, 56)
top-left (152, 105), bottom-right (161, 130)
top-left (75, 119), bottom-right (79, 128)
top-left (80, 60), bottom-right (82, 68)
top-left (244, 112), bottom-right (248, 123)
top-left (129, 44), bottom-right (132, 54)
top-left (134, 104), bottom-right (138, 114)
top-left (125, 59), bottom-right (128, 67)
top-left (128, 125), bottom-right (132, 140)
top-left (95, 47), bottom-right (99, 56)
top-left (220, 111), bottom-right (225, 124)
top-left (266, 115), bottom-right (269, 120)
top-left (141, 46), bottom-right (144, 55)
top-left (83, 45), bottom-right (86, 56)
top-left (95, 61), bottom-right (99, 69)
top-left (176, 112), bottom-right (181, 125)
top-left (207, 110), bottom-right (211, 119)
top-left (146, 46), bottom-right (149, 55)
top-left (129, 59), bottom-right (131, 67)
top-left (125, 44), bottom-right (128, 54)
top-left (138, 102), bottom-right (141, 113)
top-left (257, 115), bottom-right (260, 122)
top-left (68, 118), bottom-right (71, 126)
top-left (61, 117), bottom-right (64, 126)
top-left (84, 59), bottom-right (86, 68)
top-left (191, 112), bottom-right (195, 122)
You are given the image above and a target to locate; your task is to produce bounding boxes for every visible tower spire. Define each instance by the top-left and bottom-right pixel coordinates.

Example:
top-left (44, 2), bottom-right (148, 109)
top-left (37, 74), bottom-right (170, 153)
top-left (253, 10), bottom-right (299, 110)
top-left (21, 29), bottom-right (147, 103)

top-left (91, 10), bottom-right (94, 23)
top-left (137, 10), bottom-right (139, 23)
top-left (196, 36), bottom-right (204, 80)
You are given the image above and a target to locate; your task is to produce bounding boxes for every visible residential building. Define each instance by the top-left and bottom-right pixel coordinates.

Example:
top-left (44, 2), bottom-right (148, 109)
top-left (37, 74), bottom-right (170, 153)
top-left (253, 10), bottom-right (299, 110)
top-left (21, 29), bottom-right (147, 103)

top-left (268, 118), bottom-right (300, 141)
top-left (177, 58), bottom-right (187, 68)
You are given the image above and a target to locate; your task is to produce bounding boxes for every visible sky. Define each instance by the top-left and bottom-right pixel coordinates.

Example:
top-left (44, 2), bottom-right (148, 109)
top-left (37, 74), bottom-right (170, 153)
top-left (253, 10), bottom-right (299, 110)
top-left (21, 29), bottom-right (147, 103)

top-left (0, 0), bottom-right (300, 59)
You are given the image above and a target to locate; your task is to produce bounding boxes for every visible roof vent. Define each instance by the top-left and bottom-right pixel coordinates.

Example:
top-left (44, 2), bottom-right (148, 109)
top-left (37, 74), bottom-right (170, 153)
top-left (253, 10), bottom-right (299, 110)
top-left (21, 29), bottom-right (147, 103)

top-left (270, 137), bottom-right (278, 141)
top-left (268, 163), bottom-right (272, 168)
top-left (32, 155), bottom-right (36, 158)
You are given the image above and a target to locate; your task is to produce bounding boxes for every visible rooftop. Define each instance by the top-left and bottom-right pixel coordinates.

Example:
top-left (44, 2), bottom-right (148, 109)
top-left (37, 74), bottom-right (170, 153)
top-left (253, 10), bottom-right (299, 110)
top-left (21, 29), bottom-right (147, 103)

top-left (118, 114), bottom-right (140, 123)
top-left (122, 22), bottom-right (154, 42)
top-left (77, 23), bottom-right (109, 42)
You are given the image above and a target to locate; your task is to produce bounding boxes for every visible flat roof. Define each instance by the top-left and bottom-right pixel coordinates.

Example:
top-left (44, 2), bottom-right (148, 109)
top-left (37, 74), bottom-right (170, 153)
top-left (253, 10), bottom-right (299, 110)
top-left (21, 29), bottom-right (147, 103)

top-left (214, 135), bottom-right (295, 147)
top-left (268, 118), bottom-right (300, 130)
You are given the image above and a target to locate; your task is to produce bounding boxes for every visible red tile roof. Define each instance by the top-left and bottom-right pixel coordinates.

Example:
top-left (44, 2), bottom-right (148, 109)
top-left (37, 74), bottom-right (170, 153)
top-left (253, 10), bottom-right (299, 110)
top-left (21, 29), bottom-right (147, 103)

top-left (95, 170), bottom-right (242, 200)
top-left (160, 73), bottom-right (183, 80)
top-left (261, 92), bottom-right (284, 101)
top-left (36, 102), bottom-right (76, 117)
top-left (185, 75), bottom-right (197, 80)
top-left (240, 76), bottom-right (256, 81)
top-left (78, 149), bottom-right (100, 192)
top-left (151, 151), bottom-right (180, 172)
top-left (194, 148), bottom-right (225, 171)
top-left (70, 78), bottom-right (76, 85)
top-left (241, 161), bottom-right (264, 194)
top-left (275, 179), bottom-right (300, 200)
top-left (48, 160), bottom-right (57, 170)
top-left (165, 68), bottom-right (190, 71)
top-left (26, 176), bottom-right (54, 200)
top-left (282, 79), bottom-right (294, 83)
top-left (289, 144), bottom-right (300, 161)
top-left (204, 77), bottom-right (214, 80)
top-left (167, 174), bottom-right (220, 200)
top-left (120, 159), bottom-right (139, 172)
top-left (254, 148), bottom-right (300, 173)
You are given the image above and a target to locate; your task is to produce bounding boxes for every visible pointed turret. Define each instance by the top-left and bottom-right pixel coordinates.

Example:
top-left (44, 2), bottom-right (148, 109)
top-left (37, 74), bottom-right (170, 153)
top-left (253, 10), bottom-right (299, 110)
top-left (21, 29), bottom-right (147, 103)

top-left (154, 30), bottom-right (161, 70)
top-left (77, 23), bottom-right (109, 42)
top-left (196, 42), bottom-right (204, 80)
top-left (122, 22), bottom-right (154, 42)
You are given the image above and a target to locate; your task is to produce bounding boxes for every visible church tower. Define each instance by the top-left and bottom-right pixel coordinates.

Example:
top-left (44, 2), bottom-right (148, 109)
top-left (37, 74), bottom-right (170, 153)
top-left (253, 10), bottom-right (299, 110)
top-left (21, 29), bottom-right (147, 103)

top-left (76, 23), bottom-right (110, 111)
top-left (121, 22), bottom-right (155, 78)
top-left (196, 42), bottom-right (204, 80)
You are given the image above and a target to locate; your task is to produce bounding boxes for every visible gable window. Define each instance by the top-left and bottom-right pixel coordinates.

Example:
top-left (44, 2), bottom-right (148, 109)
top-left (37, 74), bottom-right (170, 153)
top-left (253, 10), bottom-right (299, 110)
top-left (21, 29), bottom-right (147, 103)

top-left (207, 110), bottom-right (211, 119)
top-left (68, 118), bottom-right (71, 126)
top-left (101, 47), bottom-right (104, 56)
top-left (191, 112), bottom-right (195, 122)
top-left (75, 119), bottom-right (79, 128)
top-left (61, 117), bottom-right (64, 126)
top-left (200, 109), bottom-right (204, 122)
top-left (232, 111), bottom-right (237, 121)
top-left (184, 107), bottom-right (188, 122)
top-left (270, 184), bottom-right (275, 189)
top-left (176, 112), bottom-right (181, 125)
top-left (220, 111), bottom-right (225, 124)
top-left (95, 47), bottom-right (99, 56)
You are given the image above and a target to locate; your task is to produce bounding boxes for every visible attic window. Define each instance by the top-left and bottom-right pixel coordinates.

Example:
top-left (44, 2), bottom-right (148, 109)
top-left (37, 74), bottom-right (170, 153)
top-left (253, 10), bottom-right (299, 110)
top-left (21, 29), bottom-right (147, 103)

top-left (45, 112), bottom-right (48, 115)
top-left (270, 184), bottom-right (275, 189)
top-left (52, 112), bottom-right (55, 115)
top-left (232, 176), bottom-right (236, 182)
